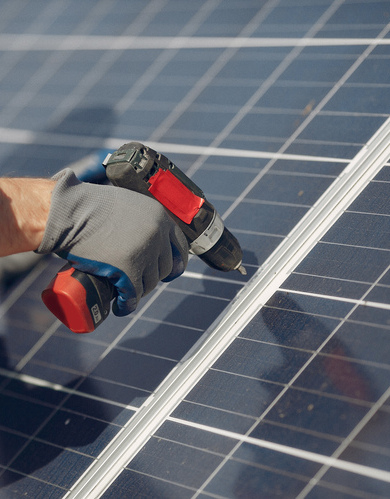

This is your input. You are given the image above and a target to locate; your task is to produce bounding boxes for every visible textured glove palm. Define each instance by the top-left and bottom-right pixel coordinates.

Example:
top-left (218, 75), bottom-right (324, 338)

top-left (36, 169), bottom-right (188, 316)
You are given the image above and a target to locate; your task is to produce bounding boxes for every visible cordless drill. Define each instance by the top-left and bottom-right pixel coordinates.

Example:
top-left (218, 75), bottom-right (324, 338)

top-left (42, 142), bottom-right (246, 333)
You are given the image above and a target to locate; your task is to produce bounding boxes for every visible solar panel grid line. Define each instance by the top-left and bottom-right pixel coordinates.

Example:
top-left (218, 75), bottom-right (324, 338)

top-left (64, 117), bottom-right (390, 498)
top-left (279, 288), bottom-right (390, 312)
top-left (315, 238), bottom-right (389, 252)
top-left (3, 35), bottom-right (390, 51)
top-left (0, 367), bottom-right (140, 415)
top-left (291, 271), bottom-right (388, 288)
top-left (0, 125), bottom-right (353, 166)
top-left (164, 415), bottom-right (390, 486)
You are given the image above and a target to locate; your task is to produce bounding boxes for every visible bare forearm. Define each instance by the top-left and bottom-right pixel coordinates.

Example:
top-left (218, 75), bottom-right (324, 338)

top-left (0, 177), bottom-right (55, 256)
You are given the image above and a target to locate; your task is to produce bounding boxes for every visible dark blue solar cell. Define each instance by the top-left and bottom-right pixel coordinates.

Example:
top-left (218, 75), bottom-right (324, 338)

top-left (156, 420), bottom-right (237, 455)
top-left (295, 242), bottom-right (389, 283)
top-left (0, 430), bottom-right (28, 467)
top-left (217, 57), bottom-right (286, 81)
top-left (348, 182), bottom-right (390, 215)
top-left (319, 463), bottom-right (389, 498)
top-left (329, 2), bottom-right (390, 24)
top-left (348, 57), bottom-right (390, 84)
top-left (64, 392), bottom-right (133, 425)
top-left (322, 212), bottom-right (390, 249)
top-left (90, 349), bottom-right (176, 392)
top-left (37, 409), bottom-right (121, 458)
top-left (352, 409), bottom-right (390, 449)
top-left (249, 420), bottom-right (339, 456)
top-left (5, 378), bottom-right (67, 407)
top-left (116, 318), bottom-right (204, 361)
top-left (76, 376), bottom-right (148, 408)
top-left (298, 115), bottom-right (386, 145)
top-left (348, 304), bottom-right (390, 327)
top-left (168, 272), bottom-right (244, 300)
top-left (101, 469), bottom-right (194, 499)
top-left (258, 84), bottom-right (333, 112)
top-left (293, 354), bottom-right (388, 403)
top-left (373, 165), bottom-right (390, 181)
top-left (265, 290), bottom-right (354, 318)
top-left (270, 158), bottom-right (345, 176)
top-left (204, 457), bottom-right (308, 499)
top-left (29, 335), bottom-right (107, 375)
top-left (142, 291), bottom-right (229, 330)
top-left (172, 400), bottom-right (255, 435)
top-left (127, 436), bottom-right (224, 489)
top-left (322, 321), bottom-right (390, 366)
top-left (265, 389), bottom-right (369, 438)
top-left (0, 394), bottom-right (53, 435)
top-left (248, 173), bottom-right (334, 205)
top-left (240, 304), bottom-right (340, 351)
top-left (325, 85), bottom-right (390, 114)
top-left (365, 285), bottom-right (390, 305)
top-left (279, 57), bottom-right (357, 83)
top-left (285, 140), bottom-right (361, 160)
top-left (233, 441), bottom-right (322, 479)
top-left (379, 268), bottom-right (390, 285)
top-left (226, 202), bottom-right (308, 235)
top-left (194, 83), bottom-right (261, 107)
top-left (212, 337), bottom-right (312, 384)
top-left (11, 440), bottom-right (93, 489)
top-left (0, 471), bottom-right (65, 498)
top-left (234, 112), bottom-right (308, 140)
top-left (186, 369), bottom-right (283, 418)
top-left (283, 273), bottom-right (370, 299)
top-left (191, 168), bottom-right (257, 198)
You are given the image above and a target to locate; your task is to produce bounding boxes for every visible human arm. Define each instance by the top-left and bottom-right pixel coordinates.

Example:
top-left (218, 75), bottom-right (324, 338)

top-left (0, 177), bottom-right (55, 256)
top-left (0, 171), bottom-right (188, 315)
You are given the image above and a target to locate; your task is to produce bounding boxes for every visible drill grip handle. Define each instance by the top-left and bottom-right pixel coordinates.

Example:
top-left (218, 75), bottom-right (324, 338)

top-left (42, 264), bottom-right (115, 333)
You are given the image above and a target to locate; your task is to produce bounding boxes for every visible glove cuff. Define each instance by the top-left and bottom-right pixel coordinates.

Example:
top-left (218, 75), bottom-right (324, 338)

top-left (36, 168), bottom-right (114, 255)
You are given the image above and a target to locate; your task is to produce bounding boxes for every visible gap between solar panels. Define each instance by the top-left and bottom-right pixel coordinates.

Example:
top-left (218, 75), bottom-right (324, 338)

top-left (63, 116), bottom-right (390, 498)
top-left (1, 34), bottom-right (390, 50)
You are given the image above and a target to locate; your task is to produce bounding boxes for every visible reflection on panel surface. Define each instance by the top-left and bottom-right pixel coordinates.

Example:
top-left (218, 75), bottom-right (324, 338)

top-left (114, 169), bottom-right (389, 498)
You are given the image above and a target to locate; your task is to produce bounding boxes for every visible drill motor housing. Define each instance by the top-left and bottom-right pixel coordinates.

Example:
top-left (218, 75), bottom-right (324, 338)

top-left (103, 142), bottom-right (243, 273)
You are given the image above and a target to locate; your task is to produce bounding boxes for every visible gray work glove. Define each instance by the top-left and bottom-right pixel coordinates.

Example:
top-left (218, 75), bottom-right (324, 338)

top-left (36, 169), bottom-right (188, 316)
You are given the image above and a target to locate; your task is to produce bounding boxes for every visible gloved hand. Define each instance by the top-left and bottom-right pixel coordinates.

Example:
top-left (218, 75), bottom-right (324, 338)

top-left (36, 168), bottom-right (188, 316)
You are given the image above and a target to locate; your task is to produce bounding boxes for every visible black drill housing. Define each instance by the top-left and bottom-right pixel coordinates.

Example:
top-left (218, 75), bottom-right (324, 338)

top-left (104, 142), bottom-right (243, 272)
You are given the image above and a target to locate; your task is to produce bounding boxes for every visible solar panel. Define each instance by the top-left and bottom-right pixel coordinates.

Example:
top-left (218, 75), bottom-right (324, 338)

top-left (0, 0), bottom-right (389, 497)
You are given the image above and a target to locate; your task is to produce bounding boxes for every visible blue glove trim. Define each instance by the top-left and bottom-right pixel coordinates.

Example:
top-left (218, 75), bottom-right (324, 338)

top-left (75, 149), bottom-right (112, 183)
top-left (58, 251), bottom-right (137, 317)
top-left (162, 242), bottom-right (186, 283)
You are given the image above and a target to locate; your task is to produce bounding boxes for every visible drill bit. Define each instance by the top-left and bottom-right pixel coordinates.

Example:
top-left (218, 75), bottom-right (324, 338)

top-left (237, 264), bottom-right (247, 276)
